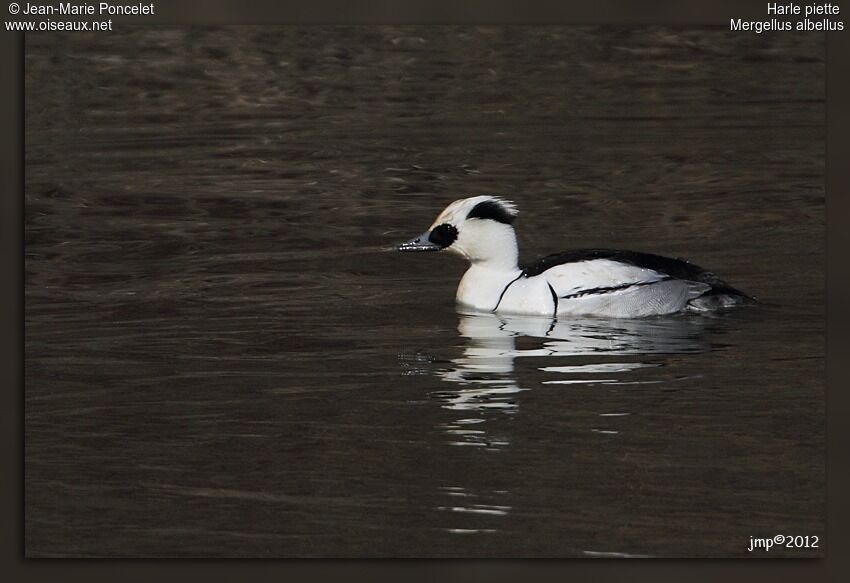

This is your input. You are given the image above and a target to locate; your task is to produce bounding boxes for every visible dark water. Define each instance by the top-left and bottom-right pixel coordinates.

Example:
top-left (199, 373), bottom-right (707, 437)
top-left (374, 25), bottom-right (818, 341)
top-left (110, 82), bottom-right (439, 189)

top-left (25, 27), bottom-right (825, 557)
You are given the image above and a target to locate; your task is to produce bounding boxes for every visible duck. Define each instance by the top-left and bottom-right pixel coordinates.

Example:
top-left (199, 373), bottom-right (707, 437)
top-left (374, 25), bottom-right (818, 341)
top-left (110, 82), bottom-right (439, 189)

top-left (397, 196), bottom-right (754, 318)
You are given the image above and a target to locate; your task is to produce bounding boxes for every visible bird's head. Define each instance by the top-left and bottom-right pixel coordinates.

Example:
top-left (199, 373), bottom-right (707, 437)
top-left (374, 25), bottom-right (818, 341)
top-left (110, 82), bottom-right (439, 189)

top-left (398, 196), bottom-right (519, 268)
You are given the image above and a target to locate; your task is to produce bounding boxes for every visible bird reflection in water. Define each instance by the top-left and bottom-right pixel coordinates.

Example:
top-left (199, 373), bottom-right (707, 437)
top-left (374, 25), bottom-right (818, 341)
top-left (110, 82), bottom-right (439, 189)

top-left (431, 309), bottom-right (712, 448)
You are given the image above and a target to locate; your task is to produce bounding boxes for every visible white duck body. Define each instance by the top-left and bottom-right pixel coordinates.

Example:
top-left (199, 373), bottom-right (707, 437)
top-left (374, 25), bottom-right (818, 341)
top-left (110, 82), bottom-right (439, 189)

top-left (457, 259), bottom-right (711, 318)
top-left (398, 196), bottom-right (753, 318)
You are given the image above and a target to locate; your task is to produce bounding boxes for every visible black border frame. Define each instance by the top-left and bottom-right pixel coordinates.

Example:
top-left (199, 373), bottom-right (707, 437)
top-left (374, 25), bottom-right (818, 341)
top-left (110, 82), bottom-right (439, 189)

top-left (3, 0), bottom-right (845, 580)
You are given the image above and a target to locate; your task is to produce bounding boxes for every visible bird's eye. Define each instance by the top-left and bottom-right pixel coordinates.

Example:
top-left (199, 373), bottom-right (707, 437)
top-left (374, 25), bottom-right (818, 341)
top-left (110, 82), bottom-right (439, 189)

top-left (428, 223), bottom-right (458, 248)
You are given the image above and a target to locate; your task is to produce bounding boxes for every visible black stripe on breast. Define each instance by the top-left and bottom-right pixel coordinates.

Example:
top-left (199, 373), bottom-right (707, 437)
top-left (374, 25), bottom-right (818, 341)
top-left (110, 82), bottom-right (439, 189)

top-left (547, 282), bottom-right (559, 316)
top-left (492, 273), bottom-right (524, 312)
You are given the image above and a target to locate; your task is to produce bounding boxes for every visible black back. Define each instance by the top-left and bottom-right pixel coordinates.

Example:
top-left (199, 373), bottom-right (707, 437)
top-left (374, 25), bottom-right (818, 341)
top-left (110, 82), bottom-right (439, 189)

top-left (521, 248), bottom-right (750, 298)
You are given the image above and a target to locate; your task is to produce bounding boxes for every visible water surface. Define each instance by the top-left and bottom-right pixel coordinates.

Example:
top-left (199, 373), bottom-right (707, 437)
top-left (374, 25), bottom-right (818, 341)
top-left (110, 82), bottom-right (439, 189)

top-left (25, 26), bottom-right (824, 557)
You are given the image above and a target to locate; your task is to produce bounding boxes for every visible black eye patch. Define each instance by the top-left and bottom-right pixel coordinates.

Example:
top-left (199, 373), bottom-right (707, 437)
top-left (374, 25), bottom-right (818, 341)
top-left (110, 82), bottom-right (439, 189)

top-left (428, 223), bottom-right (458, 248)
top-left (466, 199), bottom-right (516, 225)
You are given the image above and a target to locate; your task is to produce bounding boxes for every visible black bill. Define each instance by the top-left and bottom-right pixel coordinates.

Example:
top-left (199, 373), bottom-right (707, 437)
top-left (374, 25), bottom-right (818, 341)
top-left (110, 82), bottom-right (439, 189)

top-left (397, 232), bottom-right (440, 252)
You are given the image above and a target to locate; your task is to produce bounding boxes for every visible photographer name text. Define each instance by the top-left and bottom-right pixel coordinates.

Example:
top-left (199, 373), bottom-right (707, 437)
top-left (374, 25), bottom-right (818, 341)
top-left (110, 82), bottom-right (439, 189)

top-left (14, 2), bottom-right (153, 16)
